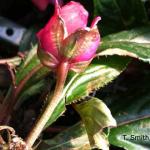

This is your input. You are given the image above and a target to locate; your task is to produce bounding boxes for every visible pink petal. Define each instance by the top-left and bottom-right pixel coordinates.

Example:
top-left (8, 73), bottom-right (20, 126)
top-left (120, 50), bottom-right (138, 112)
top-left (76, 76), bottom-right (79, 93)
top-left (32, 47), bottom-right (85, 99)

top-left (37, 15), bottom-right (65, 58)
top-left (60, 1), bottom-right (88, 34)
top-left (72, 17), bottom-right (101, 62)
top-left (71, 28), bottom-right (100, 62)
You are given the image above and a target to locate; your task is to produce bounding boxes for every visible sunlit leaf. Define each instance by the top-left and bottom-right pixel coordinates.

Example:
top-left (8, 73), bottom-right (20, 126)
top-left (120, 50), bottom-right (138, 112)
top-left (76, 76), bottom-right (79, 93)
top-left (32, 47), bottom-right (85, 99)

top-left (74, 97), bottom-right (116, 150)
top-left (98, 26), bottom-right (150, 63)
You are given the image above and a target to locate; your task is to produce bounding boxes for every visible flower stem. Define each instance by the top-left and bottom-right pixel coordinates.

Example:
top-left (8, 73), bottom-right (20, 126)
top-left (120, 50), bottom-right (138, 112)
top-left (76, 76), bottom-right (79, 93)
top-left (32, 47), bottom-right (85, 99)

top-left (25, 61), bottom-right (69, 148)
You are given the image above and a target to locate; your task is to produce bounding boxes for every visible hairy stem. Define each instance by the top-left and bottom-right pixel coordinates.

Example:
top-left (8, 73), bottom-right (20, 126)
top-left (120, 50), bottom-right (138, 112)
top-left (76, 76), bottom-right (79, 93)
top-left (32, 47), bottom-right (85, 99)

top-left (25, 62), bottom-right (69, 148)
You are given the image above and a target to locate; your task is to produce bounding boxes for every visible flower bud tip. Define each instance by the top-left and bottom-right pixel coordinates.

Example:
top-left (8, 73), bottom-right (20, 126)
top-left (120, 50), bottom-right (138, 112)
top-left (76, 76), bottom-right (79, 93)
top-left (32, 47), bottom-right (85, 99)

top-left (91, 16), bottom-right (101, 28)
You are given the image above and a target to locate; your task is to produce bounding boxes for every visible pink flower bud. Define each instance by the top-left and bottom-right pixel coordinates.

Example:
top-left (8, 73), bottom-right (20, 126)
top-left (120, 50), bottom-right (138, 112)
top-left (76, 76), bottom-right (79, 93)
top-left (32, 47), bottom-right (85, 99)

top-left (32, 0), bottom-right (62, 11)
top-left (60, 1), bottom-right (88, 34)
top-left (37, 0), bottom-right (101, 72)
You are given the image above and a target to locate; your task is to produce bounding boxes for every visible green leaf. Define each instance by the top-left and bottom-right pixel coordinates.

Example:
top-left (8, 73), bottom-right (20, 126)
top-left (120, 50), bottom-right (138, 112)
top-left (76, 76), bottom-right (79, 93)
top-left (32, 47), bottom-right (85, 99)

top-left (46, 56), bottom-right (130, 128)
top-left (40, 94), bottom-right (118, 149)
top-left (40, 118), bottom-right (150, 150)
top-left (74, 97), bottom-right (116, 150)
top-left (16, 45), bottom-right (43, 85)
top-left (109, 118), bottom-right (150, 150)
top-left (99, 62), bottom-right (150, 149)
top-left (15, 80), bottom-right (47, 109)
top-left (42, 62), bottom-right (150, 149)
top-left (15, 45), bottom-right (50, 104)
top-left (38, 123), bottom-right (90, 150)
top-left (98, 26), bottom-right (150, 63)
top-left (93, 0), bottom-right (148, 36)
top-left (66, 56), bottom-right (130, 104)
